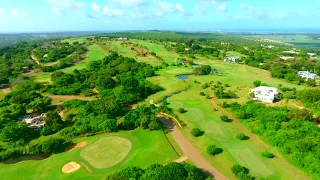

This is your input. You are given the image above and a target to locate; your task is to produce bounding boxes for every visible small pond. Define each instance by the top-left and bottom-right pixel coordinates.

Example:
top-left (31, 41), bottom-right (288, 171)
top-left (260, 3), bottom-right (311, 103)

top-left (176, 74), bottom-right (193, 81)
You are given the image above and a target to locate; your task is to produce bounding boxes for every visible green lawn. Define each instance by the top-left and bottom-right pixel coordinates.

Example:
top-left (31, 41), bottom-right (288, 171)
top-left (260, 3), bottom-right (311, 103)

top-left (226, 51), bottom-right (246, 57)
top-left (62, 37), bottom-right (89, 44)
top-left (0, 90), bottom-right (6, 100)
top-left (0, 129), bottom-right (181, 180)
top-left (146, 60), bottom-right (311, 179)
top-left (132, 40), bottom-right (181, 64)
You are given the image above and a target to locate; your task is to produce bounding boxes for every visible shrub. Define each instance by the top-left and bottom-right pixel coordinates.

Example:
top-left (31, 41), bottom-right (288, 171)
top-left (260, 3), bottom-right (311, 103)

top-left (178, 107), bottom-right (187, 113)
top-left (261, 151), bottom-right (275, 158)
top-left (200, 92), bottom-right (205, 96)
top-left (236, 133), bottom-right (249, 140)
top-left (220, 115), bottom-right (231, 122)
top-left (206, 95), bottom-right (211, 99)
top-left (202, 83), bottom-right (209, 89)
top-left (191, 128), bottom-right (204, 137)
top-left (162, 100), bottom-right (169, 105)
top-left (207, 145), bottom-right (223, 155)
top-left (222, 102), bottom-right (230, 108)
top-left (231, 164), bottom-right (249, 175)
top-left (253, 80), bottom-right (261, 87)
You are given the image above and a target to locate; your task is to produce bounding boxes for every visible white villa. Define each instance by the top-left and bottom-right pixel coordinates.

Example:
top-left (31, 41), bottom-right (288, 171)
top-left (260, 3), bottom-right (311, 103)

top-left (20, 113), bottom-right (46, 129)
top-left (283, 50), bottom-right (297, 54)
top-left (307, 53), bottom-right (316, 56)
top-left (249, 86), bottom-right (279, 103)
top-left (224, 57), bottom-right (241, 63)
top-left (297, 71), bottom-right (318, 80)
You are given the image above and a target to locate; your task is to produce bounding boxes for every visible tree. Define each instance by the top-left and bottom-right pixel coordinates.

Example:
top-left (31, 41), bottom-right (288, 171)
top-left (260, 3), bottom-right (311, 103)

top-left (253, 80), bottom-right (262, 87)
top-left (261, 151), bottom-right (275, 158)
top-left (40, 138), bottom-right (65, 154)
top-left (191, 128), bottom-right (204, 137)
top-left (236, 133), bottom-right (249, 140)
top-left (0, 122), bottom-right (36, 142)
top-left (200, 65), bottom-right (212, 75)
top-left (207, 145), bottom-right (223, 155)
top-left (148, 121), bottom-right (159, 130)
top-left (220, 115), bottom-right (230, 122)
top-left (178, 107), bottom-right (187, 113)
top-left (231, 164), bottom-right (249, 176)
top-left (42, 111), bottom-right (64, 135)
top-left (27, 96), bottom-right (52, 113)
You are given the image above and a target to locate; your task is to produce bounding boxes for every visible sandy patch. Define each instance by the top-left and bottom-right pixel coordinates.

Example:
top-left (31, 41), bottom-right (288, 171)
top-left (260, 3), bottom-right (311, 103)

top-left (59, 109), bottom-right (65, 119)
top-left (66, 142), bottom-right (86, 152)
top-left (2, 88), bottom-right (12, 94)
top-left (62, 162), bottom-right (80, 174)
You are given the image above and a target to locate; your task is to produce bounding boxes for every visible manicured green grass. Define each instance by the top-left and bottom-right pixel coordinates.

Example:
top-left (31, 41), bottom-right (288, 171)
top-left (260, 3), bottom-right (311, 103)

top-left (0, 90), bottom-right (6, 100)
top-left (108, 41), bottom-right (135, 58)
top-left (80, 136), bottom-right (132, 169)
top-left (165, 83), bottom-right (310, 180)
top-left (132, 40), bottom-right (181, 64)
top-left (0, 129), bottom-right (181, 180)
top-left (145, 66), bottom-right (193, 104)
top-left (62, 37), bottom-right (89, 44)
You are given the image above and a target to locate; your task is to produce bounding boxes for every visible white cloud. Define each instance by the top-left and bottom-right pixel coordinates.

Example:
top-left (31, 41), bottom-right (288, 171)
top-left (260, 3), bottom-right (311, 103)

top-left (46, 0), bottom-right (84, 9)
top-left (216, 4), bottom-right (227, 11)
top-left (102, 6), bottom-right (124, 17)
top-left (92, 2), bottom-right (100, 12)
top-left (0, 8), bottom-right (4, 15)
top-left (110, 0), bottom-right (148, 8)
top-left (11, 9), bottom-right (18, 16)
top-left (154, 1), bottom-right (186, 16)
top-left (52, 7), bottom-right (61, 16)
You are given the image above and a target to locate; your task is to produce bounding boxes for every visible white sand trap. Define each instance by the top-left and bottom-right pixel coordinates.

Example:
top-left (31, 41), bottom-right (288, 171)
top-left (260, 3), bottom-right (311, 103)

top-left (62, 162), bottom-right (80, 174)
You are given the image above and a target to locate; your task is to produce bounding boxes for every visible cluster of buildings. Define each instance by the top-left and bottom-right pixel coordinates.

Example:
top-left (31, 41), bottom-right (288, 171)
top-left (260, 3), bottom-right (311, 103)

top-left (283, 50), bottom-right (298, 54)
top-left (116, 37), bottom-right (128, 41)
top-left (224, 57), bottom-right (241, 63)
top-left (249, 86), bottom-right (279, 103)
top-left (20, 113), bottom-right (46, 129)
top-left (296, 71), bottom-right (318, 80)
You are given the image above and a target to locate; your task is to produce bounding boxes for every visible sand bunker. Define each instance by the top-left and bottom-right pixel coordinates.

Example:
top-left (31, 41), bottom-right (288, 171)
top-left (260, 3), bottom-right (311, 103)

top-left (65, 142), bottom-right (86, 152)
top-left (62, 162), bottom-right (80, 174)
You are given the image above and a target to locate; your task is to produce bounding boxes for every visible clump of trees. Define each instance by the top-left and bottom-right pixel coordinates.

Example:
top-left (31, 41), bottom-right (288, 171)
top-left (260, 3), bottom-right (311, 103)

top-left (220, 115), bottom-right (231, 122)
top-left (193, 65), bottom-right (212, 75)
top-left (191, 128), bottom-right (204, 137)
top-left (178, 107), bottom-right (187, 113)
top-left (228, 101), bottom-right (320, 179)
top-left (236, 133), bottom-right (249, 140)
top-left (106, 162), bottom-right (209, 180)
top-left (261, 151), bottom-right (275, 158)
top-left (213, 81), bottom-right (237, 99)
top-left (124, 105), bottom-right (159, 130)
top-left (231, 164), bottom-right (254, 180)
top-left (207, 145), bottom-right (223, 155)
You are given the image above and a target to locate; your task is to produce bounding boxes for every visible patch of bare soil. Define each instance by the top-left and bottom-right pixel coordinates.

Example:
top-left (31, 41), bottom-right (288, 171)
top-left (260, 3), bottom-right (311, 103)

top-left (62, 162), bottom-right (80, 174)
top-left (65, 142), bottom-right (87, 152)
top-left (31, 55), bottom-right (41, 65)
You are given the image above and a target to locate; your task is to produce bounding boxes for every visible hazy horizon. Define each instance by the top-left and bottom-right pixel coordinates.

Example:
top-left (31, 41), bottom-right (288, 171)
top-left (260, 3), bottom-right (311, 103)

top-left (0, 0), bottom-right (320, 33)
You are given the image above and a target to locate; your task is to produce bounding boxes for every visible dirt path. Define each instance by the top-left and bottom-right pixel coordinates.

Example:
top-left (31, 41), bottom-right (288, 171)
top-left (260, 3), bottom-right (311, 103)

top-left (44, 94), bottom-right (97, 101)
top-left (210, 97), bottom-right (240, 125)
top-left (31, 55), bottom-right (41, 65)
top-left (158, 116), bottom-right (228, 180)
top-left (173, 155), bottom-right (188, 163)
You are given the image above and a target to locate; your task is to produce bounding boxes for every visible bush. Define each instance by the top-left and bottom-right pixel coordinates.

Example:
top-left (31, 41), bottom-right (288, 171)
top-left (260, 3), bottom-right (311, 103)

top-left (178, 107), bottom-right (187, 113)
top-left (261, 151), bottom-right (275, 158)
top-left (202, 83), bottom-right (209, 89)
top-left (222, 102), bottom-right (230, 108)
top-left (253, 80), bottom-right (261, 87)
top-left (207, 145), bottom-right (223, 155)
top-left (220, 115), bottom-right (231, 122)
top-left (231, 164), bottom-right (249, 175)
top-left (200, 92), bottom-right (205, 96)
top-left (162, 100), bottom-right (169, 105)
top-left (236, 133), bottom-right (249, 140)
top-left (191, 128), bottom-right (204, 137)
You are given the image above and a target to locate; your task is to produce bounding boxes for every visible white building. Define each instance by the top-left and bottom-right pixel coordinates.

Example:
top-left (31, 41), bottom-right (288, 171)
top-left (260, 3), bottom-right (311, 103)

top-left (20, 113), bottom-right (46, 129)
top-left (249, 86), bottom-right (279, 103)
top-left (297, 71), bottom-right (318, 80)
top-left (283, 50), bottom-right (297, 54)
top-left (224, 57), bottom-right (241, 63)
top-left (307, 53), bottom-right (316, 56)
top-left (267, 45), bottom-right (274, 49)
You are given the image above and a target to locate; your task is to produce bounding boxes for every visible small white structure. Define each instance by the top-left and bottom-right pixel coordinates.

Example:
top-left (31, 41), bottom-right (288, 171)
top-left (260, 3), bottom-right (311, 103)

top-left (283, 50), bottom-right (297, 54)
top-left (307, 53), bottom-right (316, 56)
top-left (267, 45), bottom-right (274, 49)
top-left (116, 37), bottom-right (128, 41)
top-left (224, 57), bottom-right (241, 63)
top-left (297, 71), bottom-right (318, 80)
top-left (20, 113), bottom-right (46, 129)
top-left (249, 86), bottom-right (279, 103)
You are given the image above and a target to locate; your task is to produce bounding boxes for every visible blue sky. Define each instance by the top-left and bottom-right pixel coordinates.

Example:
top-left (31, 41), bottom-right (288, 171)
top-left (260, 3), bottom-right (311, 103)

top-left (0, 0), bottom-right (320, 32)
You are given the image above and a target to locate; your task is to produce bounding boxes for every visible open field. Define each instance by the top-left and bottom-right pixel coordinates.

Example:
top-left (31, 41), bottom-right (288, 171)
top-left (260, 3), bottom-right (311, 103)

top-left (253, 35), bottom-right (320, 47)
top-left (146, 60), bottom-right (311, 179)
top-left (80, 136), bottom-right (132, 169)
top-left (0, 129), bottom-right (181, 180)
top-left (62, 37), bottom-right (90, 44)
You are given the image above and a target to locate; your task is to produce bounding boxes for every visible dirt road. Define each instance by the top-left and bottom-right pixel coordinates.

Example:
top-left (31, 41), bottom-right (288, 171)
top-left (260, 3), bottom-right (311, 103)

top-left (31, 55), bottom-right (41, 65)
top-left (158, 116), bottom-right (228, 180)
top-left (44, 94), bottom-right (97, 101)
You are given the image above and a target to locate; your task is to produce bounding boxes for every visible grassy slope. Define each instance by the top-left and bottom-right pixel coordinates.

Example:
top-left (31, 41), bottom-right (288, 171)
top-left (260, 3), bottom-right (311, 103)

top-left (0, 129), bottom-right (181, 180)
top-left (31, 43), bottom-right (108, 83)
top-left (146, 60), bottom-right (310, 179)
top-left (132, 40), bottom-right (180, 64)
